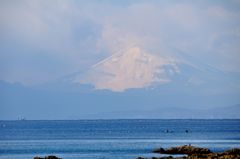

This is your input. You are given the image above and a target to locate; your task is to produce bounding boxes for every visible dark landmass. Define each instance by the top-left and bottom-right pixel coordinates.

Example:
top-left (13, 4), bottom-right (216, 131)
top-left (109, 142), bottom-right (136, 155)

top-left (152, 145), bottom-right (211, 154)
top-left (137, 145), bottom-right (240, 159)
top-left (34, 156), bottom-right (61, 159)
top-left (33, 145), bottom-right (240, 159)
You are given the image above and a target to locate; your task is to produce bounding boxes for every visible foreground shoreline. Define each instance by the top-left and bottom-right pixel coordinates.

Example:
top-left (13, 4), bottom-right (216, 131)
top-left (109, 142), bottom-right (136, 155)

top-left (33, 145), bottom-right (240, 159)
top-left (138, 145), bottom-right (240, 159)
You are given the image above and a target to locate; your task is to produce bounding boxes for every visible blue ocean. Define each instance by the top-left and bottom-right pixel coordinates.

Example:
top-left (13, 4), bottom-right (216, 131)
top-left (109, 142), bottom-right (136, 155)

top-left (0, 119), bottom-right (239, 159)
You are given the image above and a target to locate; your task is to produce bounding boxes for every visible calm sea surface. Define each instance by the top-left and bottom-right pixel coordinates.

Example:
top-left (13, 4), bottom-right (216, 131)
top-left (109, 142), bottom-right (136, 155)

top-left (0, 119), bottom-right (239, 159)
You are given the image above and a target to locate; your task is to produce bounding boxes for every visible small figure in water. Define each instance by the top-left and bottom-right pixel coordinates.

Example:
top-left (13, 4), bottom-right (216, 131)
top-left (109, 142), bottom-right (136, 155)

top-left (185, 129), bottom-right (189, 133)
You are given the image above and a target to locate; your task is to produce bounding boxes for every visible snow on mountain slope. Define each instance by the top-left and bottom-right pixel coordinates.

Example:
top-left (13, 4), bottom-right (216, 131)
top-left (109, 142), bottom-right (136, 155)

top-left (59, 45), bottom-right (240, 94)
top-left (72, 46), bottom-right (180, 91)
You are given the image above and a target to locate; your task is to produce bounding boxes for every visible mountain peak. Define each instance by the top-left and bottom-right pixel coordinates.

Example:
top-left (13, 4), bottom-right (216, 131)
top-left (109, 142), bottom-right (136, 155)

top-left (73, 46), bottom-right (180, 92)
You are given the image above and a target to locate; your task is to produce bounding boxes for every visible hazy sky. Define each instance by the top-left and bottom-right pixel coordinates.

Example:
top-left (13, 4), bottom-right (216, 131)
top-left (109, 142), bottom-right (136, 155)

top-left (0, 0), bottom-right (240, 90)
top-left (1, 0), bottom-right (240, 119)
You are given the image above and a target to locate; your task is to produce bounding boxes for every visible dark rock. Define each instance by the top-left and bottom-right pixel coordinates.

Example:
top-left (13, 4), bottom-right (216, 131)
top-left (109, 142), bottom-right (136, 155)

top-left (224, 148), bottom-right (240, 155)
top-left (189, 152), bottom-right (240, 159)
top-left (153, 148), bottom-right (166, 153)
top-left (145, 145), bottom-right (240, 159)
top-left (153, 145), bottom-right (211, 155)
top-left (45, 156), bottom-right (61, 159)
top-left (33, 156), bottom-right (61, 159)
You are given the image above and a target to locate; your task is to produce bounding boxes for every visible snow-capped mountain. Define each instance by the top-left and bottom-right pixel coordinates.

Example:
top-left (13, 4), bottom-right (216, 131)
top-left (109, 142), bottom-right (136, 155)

top-left (65, 45), bottom-right (238, 94)
top-left (1, 46), bottom-right (240, 119)
top-left (70, 46), bottom-right (181, 91)
top-left (15, 45), bottom-right (238, 119)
